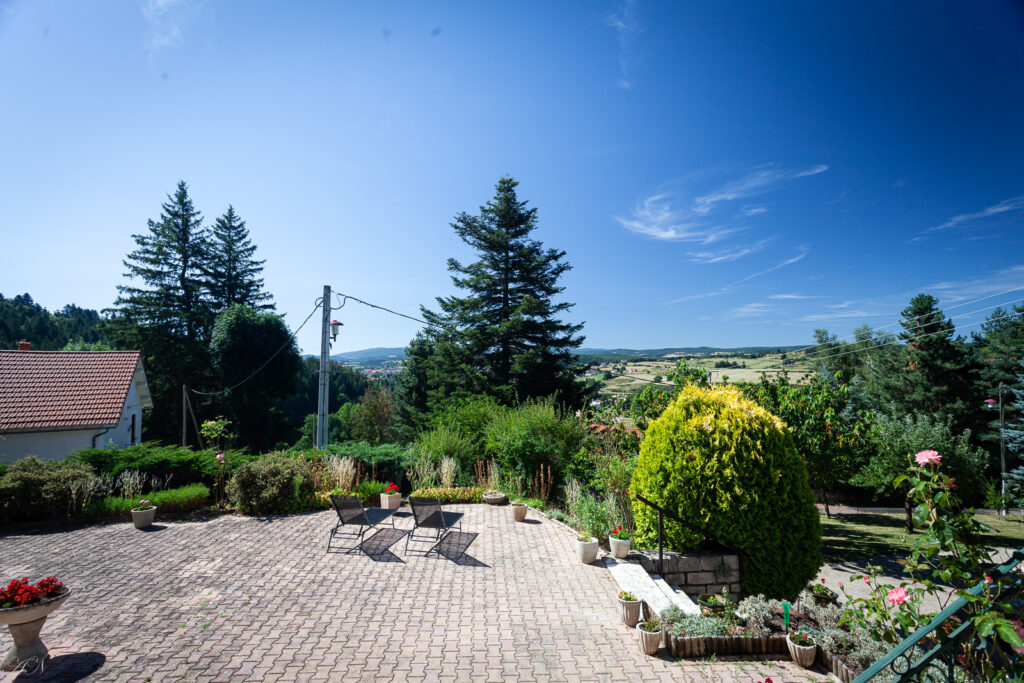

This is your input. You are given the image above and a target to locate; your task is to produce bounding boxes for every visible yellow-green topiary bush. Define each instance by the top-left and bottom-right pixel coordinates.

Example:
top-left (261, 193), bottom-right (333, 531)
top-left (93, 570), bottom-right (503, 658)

top-left (629, 385), bottom-right (822, 599)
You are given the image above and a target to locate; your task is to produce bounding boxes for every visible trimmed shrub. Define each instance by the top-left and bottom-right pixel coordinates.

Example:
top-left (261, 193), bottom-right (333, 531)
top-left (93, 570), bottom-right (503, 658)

top-left (227, 453), bottom-right (314, 515)
top-left (409, 486), bottom-right (484, 504)
top-left (414, 426), bottom-right (479, 483)
top-left (296, 442), bottom-right (412, 488)
top-left (630, 385), bottom-right (822, 599)
top-left (71, 442), bottom-right (253, 486)
top-left (354, 480), bottom-right (388, 505)
top-left (0, 457), bottom-right (103, 523)
top-left (100, 483), bottom-right (210, 516)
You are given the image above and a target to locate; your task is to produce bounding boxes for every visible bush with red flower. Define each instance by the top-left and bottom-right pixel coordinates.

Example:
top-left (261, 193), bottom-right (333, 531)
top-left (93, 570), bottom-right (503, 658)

top-left (609, 524), bottom-right (630, 541)
top-left (384, 482), bottom-right (400, 495)
top-left (0, 577), bottom-right (63, 609)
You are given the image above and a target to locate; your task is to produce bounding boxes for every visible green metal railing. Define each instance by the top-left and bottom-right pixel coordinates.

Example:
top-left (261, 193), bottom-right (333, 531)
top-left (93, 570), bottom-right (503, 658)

top-left (852, 549), bottom-right (1023, 683)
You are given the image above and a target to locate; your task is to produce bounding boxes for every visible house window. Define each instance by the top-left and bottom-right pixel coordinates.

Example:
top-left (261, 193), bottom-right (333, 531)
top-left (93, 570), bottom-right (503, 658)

top-left (130, 413), bottom-right (136, 444)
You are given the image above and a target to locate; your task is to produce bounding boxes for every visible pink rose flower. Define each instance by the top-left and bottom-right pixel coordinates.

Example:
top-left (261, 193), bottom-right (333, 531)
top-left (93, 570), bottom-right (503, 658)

top-left (887, 586), bottom-right (909, 605)
top-left (216, 453), bottom-right (224, 460)
top-left (914, 450), bottom-right (941, 466)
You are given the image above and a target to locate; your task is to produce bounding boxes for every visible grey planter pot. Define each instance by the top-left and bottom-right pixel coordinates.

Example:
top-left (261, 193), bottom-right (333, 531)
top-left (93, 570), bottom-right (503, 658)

top-left (637, 624), bottom-right (662, 655)
top-left (787, 636), bottom-right (817, 668)
top-left (511, 504), bottom-right (528, 522)
top-left (609, 537), bottom-right (631, 558)
top-left (131, 506), bottom-right (156, 529)
top-left (0, 588), bottom-right (71, 671)
top-left (576, 537), bottom-right (599, 564)
top-left (617, 596), bottom-right (642, 627)
top-left (380, 492), bottom-right (401, 510)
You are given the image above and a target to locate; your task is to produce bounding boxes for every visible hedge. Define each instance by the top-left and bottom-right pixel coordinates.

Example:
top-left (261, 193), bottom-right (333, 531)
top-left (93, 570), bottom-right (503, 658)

top-left (99, 484), bottom-right (210, 516)
top-left (409, 486), bottom-right (485, 504)
top-left (630, 385), bottom-right (822, 600)
top-left (70, 442), bottom-right (253, 486)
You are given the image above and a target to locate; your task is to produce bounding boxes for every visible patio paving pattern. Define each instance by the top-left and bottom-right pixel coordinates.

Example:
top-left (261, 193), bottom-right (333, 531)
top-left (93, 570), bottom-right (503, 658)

top-left (0, 505), bottom-right (829, 681)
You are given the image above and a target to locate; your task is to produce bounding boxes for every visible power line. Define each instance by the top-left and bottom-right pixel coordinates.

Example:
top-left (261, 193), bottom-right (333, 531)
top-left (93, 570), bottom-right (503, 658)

top-left (797, 296), bottom-right (1024, 360)
top-left (189, 301), bottom-right (322, 397)
top-left (333, 291), bottom-right (444, 329)
top-left (789, 285), bottom-right (1024, 358)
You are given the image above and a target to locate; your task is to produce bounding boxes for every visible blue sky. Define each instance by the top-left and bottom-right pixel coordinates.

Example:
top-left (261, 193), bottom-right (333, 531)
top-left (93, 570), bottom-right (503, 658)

top-left (1, 1), bottom-right (1023, 354)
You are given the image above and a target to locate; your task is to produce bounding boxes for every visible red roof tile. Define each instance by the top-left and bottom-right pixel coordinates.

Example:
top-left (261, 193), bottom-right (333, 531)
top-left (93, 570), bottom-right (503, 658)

top-left (0, 351), bottom-right (148, 432)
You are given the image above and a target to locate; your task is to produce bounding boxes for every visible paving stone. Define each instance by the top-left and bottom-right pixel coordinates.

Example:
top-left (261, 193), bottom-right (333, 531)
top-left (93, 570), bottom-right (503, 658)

top-left (0, 506), bottom-right (829, 681)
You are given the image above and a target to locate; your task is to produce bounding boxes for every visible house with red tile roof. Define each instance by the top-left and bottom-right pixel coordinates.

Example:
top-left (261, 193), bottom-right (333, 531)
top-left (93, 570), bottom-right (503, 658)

top-left (0, 345), bottom-right (153, 463)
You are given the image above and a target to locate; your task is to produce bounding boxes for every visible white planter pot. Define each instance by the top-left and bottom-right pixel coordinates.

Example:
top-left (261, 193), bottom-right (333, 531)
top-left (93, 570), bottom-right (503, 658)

top-left (0, 588), bottom-right (71, 671)
top-left (637, 623), bottom-right (662, 655)
top-left (609, 537), bottom-right (631, 559)
top-left (617, 596), bottom-right (642, 627)
top-left (511, 504), bottom-right (528, 522)
top-left (787, 636), bottom-right (817, 668)
top-left (131, 506), bottom-right (156, 529)
top-left (576, 537), bottom-right (599, 564)
top-left (380, 492), bottom-right (401, 510)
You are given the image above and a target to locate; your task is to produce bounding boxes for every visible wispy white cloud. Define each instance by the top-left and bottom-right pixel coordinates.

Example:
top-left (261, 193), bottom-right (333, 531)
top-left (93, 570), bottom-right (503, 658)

top-left (925, 265), bottom-right (1024, 303)
top-left (734, 245), bottom-right (810, 284)
top-left (724, 302), bottom-right (775, 319)
top-left (141, 0), bottom-right (202, 52)
top-left (919, 195), bottom-right (1024, 238)
top-left (768, 293), bottom-right (817, 300)
top-left (687, 239), bottom-right (771, 264)
top-left (615, 164), bottom-right (827, 246)
top-left (692, 164), bottom-right (828, 215)
top-left (607, 0), bottom-right (642, 89)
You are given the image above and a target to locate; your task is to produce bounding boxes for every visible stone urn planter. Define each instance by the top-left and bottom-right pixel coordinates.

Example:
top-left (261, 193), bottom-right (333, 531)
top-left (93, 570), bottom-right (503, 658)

top-left (510, 502), bottom-right (528, 522)
top-left (609, 535), bottom-right (631, 559)
top-left (576, 536), bottom-right (599, 564)
top-left (482, 491), bottom-right (506, 506)
top-left (637, 620), bottom-right (662, 655)
top-left (0, 587), bottom-right (71, 671)
top-left (617, 591), bottom-right (642, 627)
top-left (787, 632), bottom-right (817, 668)
top-left (131, 504), bottom-right (156, 529)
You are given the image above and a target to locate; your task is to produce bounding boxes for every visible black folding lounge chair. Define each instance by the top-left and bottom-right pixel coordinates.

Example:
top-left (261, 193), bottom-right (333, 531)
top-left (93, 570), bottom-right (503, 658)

top-left (326, 494), bottom-right (396, 553)
top-left (404, 496), bottom-right (464, 556)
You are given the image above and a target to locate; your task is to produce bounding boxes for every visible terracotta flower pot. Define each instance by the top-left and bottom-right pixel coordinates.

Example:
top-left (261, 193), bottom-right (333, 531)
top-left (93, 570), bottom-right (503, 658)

top-left (617, 596), bottom-right (642, 627)
top-left (131, 506), bottom-right (156, 529)
top-left (511, 504), bottom-right (528, 522)
top-left (787, 634), bottom-right (817, 668)
top-left (380, 492), bottom-right (401, 510)
top-left (0, 588), bottom-right (71, 671)
top-left (637, 623), bottom-right (662, 655)
top-left (609, 536), bottom-right (631, 558)
top-left (576, 536), bottom-right (599, 564)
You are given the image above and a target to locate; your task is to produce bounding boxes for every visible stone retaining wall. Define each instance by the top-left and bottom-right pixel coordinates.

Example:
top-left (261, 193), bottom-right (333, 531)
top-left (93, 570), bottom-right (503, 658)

top-left (634, 550), bottom-right (742, 603)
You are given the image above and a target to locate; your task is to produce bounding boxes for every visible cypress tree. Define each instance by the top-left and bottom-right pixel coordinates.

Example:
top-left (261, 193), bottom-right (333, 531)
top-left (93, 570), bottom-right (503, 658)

top-left (422, 176), bottom-right (585, 406)
top-left (207, 206), bottom-right (273, 312)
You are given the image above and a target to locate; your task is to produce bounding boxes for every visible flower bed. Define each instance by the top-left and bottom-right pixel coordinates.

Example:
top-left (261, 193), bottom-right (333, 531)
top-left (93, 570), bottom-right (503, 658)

top-left (408, 487), bottom-right (484, 504)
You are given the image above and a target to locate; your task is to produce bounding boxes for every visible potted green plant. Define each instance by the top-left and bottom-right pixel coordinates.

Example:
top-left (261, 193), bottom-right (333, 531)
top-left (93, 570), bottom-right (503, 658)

top-left (609, 525), bottom-right (631, 558)
top-left (617, 591), bottom-right (642, 627)
top-left (380, 482), bottom-right (401, 510)
top-left (808, 578), bottom-right (838, 606)
top-left (787, 629), bottom-right (816, 668)
top-left (131, 498), bottom-right (156, 529)
top-left (637, 618), bottom-right (662, 655)
top-left (576, 534), bottom-right (599, 564)
top-left (510, 500), bottom-right (528, 522)
top-left (0, 577), bottom-right (71, 672)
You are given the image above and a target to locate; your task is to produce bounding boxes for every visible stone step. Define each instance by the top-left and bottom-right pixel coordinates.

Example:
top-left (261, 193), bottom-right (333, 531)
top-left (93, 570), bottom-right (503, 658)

top-left (604, 555), bottom-right (700, 617)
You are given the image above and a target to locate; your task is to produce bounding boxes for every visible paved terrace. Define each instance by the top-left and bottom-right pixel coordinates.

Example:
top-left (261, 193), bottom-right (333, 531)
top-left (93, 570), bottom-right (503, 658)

top-left (1, 506), bottom-right (828, 682)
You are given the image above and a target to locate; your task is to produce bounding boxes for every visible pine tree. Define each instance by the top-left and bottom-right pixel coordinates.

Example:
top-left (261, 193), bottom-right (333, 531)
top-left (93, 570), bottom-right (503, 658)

top-left (1004, 359), bottom-right (1024, 457)
top-left (109, 181), bottom-right (212, 340)
top-left (106, 181), bottom-right (215, 441)
top-left (422, 177), bottom-right (586, 406)
top-left (877, 293), bottom-right (983, 434)
top-left (207, 206), bottom-right (273, 311)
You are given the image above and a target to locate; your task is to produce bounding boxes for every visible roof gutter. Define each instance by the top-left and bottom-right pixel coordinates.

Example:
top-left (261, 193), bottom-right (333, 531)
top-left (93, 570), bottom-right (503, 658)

top-left (91, 426), bottom-right (113, 449)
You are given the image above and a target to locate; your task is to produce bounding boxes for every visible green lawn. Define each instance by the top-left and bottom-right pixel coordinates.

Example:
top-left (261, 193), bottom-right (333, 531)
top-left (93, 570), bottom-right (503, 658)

top-left (820, 512), bottom-right (1024, 563)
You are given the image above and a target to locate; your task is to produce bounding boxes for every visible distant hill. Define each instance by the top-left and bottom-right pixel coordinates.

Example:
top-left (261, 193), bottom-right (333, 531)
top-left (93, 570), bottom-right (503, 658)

top-left (328, 347), bottom-right (406, 366)
top-left (318, 344), bottom-right (806, 367)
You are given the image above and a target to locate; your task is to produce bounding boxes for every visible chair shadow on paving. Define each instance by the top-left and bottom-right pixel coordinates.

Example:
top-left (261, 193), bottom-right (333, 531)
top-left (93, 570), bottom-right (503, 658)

top-left (11, 651), bottom-right (105, 682)
top-left (435, 531), bottom-right (488, 568)
top-left (136, 524), bottom-right (167, 533)
top-left (359, 527), bottom-right (408, 563)
top-left (519, 519), bottom-right (542, 525)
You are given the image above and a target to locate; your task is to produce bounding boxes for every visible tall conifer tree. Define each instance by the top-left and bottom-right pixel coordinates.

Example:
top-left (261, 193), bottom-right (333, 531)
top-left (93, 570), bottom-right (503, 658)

top-left (422, 176), bottom-right (585, 406)
top-left (207, 206), bottom-right (273, 311)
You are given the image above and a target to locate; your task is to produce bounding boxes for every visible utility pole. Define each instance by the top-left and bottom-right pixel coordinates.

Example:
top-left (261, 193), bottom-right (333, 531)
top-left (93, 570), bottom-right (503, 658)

top-left (316, 285), bottom-right (331, 449)
top-left (1000, 382), bottom-right (1007, 516)
top-left (182, 385), bottom-right (188, 446)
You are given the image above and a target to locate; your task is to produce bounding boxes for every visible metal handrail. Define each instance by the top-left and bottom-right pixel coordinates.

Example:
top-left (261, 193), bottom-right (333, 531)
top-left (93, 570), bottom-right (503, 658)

top-left (633, 493), bottom-right (747, 583)
top-left (851, 548), bottom-right (1023, 682)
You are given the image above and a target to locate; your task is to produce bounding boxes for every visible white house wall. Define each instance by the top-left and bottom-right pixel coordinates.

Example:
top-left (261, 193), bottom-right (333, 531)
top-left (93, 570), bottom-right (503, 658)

top-left (0, 429), bottom-right (109, 463)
